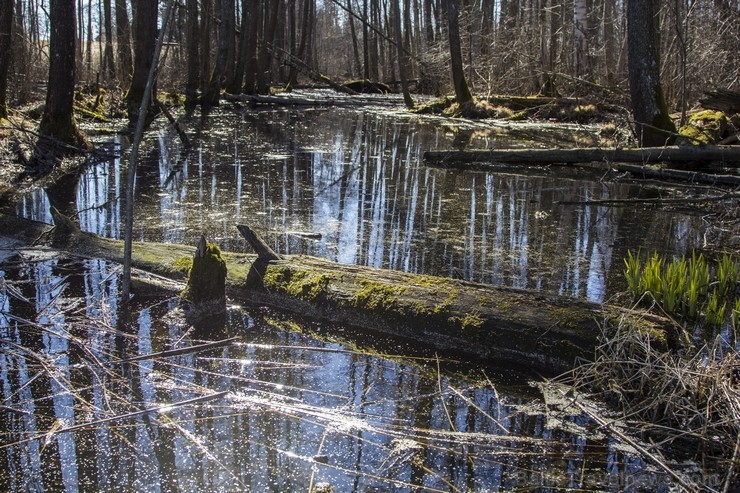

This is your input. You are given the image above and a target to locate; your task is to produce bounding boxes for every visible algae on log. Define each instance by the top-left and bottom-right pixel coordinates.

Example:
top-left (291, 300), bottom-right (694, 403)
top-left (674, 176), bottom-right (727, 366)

top-left (0, 213), bottom-right (677, 373)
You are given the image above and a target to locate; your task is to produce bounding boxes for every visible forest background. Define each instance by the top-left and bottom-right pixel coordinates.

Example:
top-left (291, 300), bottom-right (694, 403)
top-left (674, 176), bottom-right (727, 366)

top-left (0, 0), bottom-right (738, 129)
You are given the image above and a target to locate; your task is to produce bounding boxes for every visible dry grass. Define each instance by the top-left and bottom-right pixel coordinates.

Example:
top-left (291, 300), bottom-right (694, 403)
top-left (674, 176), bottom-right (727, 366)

top-left (562, 319), bottom-right (739, 489)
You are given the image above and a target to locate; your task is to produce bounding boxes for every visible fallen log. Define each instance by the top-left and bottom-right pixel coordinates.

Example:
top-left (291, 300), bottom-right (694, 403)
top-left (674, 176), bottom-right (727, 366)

top-left (0, 213), bottom-right (678, 373)
top-left (222, 92), bottom-right (401, 107)
top-left (424, 146), bottom-right (740, 186)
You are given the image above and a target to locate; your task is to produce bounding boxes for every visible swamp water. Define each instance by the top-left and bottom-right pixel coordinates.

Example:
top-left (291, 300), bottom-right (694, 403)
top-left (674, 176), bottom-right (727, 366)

top-left (3, 100), bottom-right (725, 491)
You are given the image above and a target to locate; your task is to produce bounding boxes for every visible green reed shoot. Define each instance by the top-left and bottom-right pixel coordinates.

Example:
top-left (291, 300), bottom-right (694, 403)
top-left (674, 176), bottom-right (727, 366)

top-left (716, 253), bottom-right (738, 299)
top-left (705, 291), bottom-right (727, 327)
top-left (662, 258), bottom-right (686, 315)
top-left (640, 252), bottom-right (663, 302)
top-left (623, 250), bottom-right (738, 329)
top-left (623, 250), bottom-right (642, 296)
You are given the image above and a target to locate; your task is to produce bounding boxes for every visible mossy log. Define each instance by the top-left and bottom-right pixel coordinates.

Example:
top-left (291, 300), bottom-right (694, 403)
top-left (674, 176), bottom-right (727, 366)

top-left (0, 213), bottom-right (677, 373)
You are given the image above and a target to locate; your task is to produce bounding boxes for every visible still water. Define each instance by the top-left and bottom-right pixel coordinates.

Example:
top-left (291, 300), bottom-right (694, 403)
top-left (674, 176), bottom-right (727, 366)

top-left (17, 103), bottom-right (720, 302)
top-left (4, 101), bottom-right (723, 491)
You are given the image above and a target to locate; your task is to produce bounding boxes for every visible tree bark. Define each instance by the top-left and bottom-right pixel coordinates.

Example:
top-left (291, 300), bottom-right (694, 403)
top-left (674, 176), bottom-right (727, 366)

top-left (423, 146), bottom-right (740, 185)
top-left (627, 0), bottom-right (677, 147)
top-left (257, 0), bottom-right (282, 94)
top-left (102, 0), bottom-right (115, 80)
top-left (444, 0), bottom-right (473, 104)
top-left (38, 0), bottom-right (90, 152)
top-left (0, 0), bottom-right (12, 120)
top-left (392, 0), bottom-right (414, 108)
top-left (573, 0), bottom-right (589, 80)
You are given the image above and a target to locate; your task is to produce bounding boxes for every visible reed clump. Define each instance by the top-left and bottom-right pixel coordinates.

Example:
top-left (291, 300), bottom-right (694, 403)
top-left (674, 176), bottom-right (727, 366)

top-left (624, 250), bottom-right (738, 330)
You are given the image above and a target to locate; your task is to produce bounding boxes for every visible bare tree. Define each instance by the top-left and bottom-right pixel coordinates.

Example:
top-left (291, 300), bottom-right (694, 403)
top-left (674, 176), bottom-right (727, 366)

top-left (573, 0), bottom-right (589, 80)
top-left (203, 0), bottom-right (235, 106)
top-left (445, 0), bottom-right (472, 104)
top-left (126, 0), bottom-right (158, 126)
top-left (392, 0), bottom-right (414, 107)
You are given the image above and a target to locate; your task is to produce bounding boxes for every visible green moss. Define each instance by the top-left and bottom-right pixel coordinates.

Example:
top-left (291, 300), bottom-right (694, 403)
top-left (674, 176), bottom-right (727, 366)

top-left (264, 316), bottom-right (304, 333)
top-left (679, 110), bottom-right (728, 145)
top-left (433, 289), bottom-right (458, 315)
top-left (548, 306), bottom-right (588, 330)
top-left (263, 265), bottom-right (334, 302)
top-left (459, 312), bottom-right (484, 330)
top-left (349, 280), bottom-right (407, 312)
top-left (506, 111), bottom-right (529, 121)
top-left (181, 242), bottom-right (227, 304)
top-left (171, 256), bottom-right (193, 274)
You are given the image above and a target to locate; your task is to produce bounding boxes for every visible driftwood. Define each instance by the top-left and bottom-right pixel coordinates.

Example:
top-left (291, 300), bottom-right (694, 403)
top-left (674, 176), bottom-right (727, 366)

top-left (424, 147), bottom-right (740, 186)
top-left (0, 213), bottom-right (678, 373)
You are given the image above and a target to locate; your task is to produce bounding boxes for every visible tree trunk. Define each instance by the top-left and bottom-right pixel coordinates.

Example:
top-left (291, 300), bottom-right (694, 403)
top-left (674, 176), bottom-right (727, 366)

top-left (286, 0), bottom-right (312, 89)
top-left (185, 0), bottom-right (200, 105)
top-left (347, 0), bottom-right (362, 77)
top-left (445, 0), bottom-right (473, 104)
top-left (203, 0), bottom-right (235, 107)
top-left (627, 0), bottom-right (677, 147)
top-left (243, 0), bottom-right (261, 93)
top-left (0, 212), bottom-right (677, 375)
top-left (228, 0), bottom-right (248, 94)
top-left (199, 0), bottom-right (212, 95)
top-left (256, 0), bottom-right (281, 94)
top-left (38, 0), bottom-right (90, 152)
top-left (0, 0), bottom-right (12, 120)
top-left (102, 0), bottom-right (115, 80)
top-left (125, 0), bottom-right (158, 127)
top-left (114, 0), bottom-right (132, 83)
top-left (392, 0), bottom-right (414, 108)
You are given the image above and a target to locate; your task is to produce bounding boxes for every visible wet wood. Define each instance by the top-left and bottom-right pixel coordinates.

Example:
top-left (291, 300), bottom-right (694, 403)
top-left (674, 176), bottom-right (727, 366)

top-left (424, 147), bottom-right (740, 186)
top-left (0, 213), bottom-right (678, 373)
top-left (237, 224), bottom-right (281, 260)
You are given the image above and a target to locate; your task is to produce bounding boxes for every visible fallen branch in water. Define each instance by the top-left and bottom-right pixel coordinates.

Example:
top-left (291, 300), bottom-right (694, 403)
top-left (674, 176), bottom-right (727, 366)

top-left (117, 336), bottom-right (240, 363)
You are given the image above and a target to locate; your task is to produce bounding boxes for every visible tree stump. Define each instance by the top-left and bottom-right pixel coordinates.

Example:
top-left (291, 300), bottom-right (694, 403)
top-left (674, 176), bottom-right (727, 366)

top-left (181, 236), bottom-right (227, 322)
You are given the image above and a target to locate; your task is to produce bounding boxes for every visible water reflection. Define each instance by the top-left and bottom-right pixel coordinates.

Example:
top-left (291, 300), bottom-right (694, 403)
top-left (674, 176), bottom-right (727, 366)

top-left (17, 106), bottom-right (723, 304)
top-left (2, 259), bottom-right (670, 492)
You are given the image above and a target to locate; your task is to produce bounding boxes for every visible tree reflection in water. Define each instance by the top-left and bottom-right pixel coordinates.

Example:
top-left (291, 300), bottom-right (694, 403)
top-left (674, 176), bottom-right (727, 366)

top-left (17, 107), bottom-right (716, 303)
top-left (1, 258), bottom-right (658, 492)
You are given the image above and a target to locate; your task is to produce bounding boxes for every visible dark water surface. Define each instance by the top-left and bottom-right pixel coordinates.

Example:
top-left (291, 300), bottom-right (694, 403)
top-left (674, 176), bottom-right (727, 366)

top-left (4, 102), bottom-right (720, 491)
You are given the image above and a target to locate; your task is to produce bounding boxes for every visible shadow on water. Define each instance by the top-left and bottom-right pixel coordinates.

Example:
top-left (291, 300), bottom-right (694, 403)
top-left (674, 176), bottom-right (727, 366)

top-left (0, 258), bottom-right (675, 492)
top-left (17, 106), bottom-right (726, 303)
